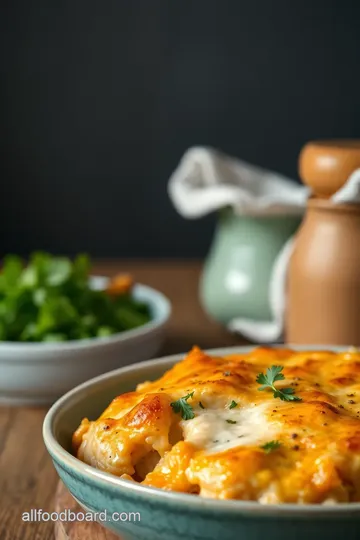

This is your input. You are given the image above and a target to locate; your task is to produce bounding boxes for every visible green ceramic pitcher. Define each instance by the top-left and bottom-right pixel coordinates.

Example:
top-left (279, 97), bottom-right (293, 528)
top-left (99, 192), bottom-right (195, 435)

top-left (200, 209), bottom-right (301, 325)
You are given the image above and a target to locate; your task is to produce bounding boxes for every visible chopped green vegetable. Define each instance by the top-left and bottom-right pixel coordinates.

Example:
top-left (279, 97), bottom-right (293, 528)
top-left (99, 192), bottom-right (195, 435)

top-left (261, 440), bottom-right (282, 453)
top-left (42, 333), bottom-right (68, 343)
top-left (226, 419), bottom-right (237, 424)
top-left (96, 326), bottom-right (116, 338)
top-left (256, 366), bottom-right (302, 402)
top-left (199, 401), bottom-right (205, 409)
top-left (0, 252), bottom-right (151, 342)
top-left (171, 392), bottom-right (195, 420)
top-left (229, 400), bottom-right (238, 409)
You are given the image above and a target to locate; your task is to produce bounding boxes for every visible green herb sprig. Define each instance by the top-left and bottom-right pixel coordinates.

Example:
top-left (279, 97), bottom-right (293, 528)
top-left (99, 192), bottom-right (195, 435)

top-left (261, 440), bottom-right (282, 453)
top-left (256, 366), bottom-right (301, 402)
top-left (171, 392), bottom-right (195, 420)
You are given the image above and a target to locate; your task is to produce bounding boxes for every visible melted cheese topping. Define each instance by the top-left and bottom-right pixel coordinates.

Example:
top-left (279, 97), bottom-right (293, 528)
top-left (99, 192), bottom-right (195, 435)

top-left (182, 402), bottom-right (280, 453)
top-left (72, 346), bottom-right (360, 503)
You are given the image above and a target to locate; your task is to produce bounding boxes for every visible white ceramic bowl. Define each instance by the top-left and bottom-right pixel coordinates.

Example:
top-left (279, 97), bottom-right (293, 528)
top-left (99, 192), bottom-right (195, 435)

top-left (0, 277), bottom-right (171, 406)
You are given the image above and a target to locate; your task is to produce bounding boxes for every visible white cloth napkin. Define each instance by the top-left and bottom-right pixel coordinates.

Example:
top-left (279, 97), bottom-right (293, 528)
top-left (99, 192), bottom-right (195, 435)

top-left (168, 147), bottom-right (360, 342)
top-left (168, 147), bottom-right (308, 217)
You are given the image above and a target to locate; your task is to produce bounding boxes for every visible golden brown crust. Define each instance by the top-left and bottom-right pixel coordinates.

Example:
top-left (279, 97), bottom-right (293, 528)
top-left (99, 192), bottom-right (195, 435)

top-left (73, 346), bottom-right (360, 503)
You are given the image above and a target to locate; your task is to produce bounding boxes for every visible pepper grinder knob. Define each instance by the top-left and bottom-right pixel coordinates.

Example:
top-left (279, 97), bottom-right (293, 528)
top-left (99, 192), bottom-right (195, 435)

top-left (299, 140), bottom-right (360, 198)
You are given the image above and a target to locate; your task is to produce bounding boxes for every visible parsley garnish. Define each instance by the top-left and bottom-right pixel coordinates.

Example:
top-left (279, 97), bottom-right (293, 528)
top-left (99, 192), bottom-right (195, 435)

top-left (223, 371), bottom-right (231, 376)
top-left (256, 366), bottom-right (301, 402)
top-left (229, 400), bottom-right (238, 409)
top-left (170, 392), bottom-right (195, 420)
top-left (199, 401), bottom-right (205, 409)
top-left (261, 440), bottom-right (281, 453)
top-left (226, 419), bottom-right (237, 424)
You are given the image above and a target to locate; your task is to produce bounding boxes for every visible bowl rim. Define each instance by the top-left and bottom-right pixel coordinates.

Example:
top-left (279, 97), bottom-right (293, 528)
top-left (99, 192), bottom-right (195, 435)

top-left (43, 344), bottom-right (360, 516)
top-left (0, 279), bottom-right (171, 353)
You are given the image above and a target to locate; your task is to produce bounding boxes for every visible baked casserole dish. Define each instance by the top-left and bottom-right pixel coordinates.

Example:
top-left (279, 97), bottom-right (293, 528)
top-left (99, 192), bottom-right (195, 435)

top-left (73, 346), bottom-right (360, 504)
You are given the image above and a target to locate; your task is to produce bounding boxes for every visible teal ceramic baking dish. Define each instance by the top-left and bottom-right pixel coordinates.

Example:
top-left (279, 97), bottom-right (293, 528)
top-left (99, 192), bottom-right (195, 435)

top-left (43, 346), bottom-right (360, 540)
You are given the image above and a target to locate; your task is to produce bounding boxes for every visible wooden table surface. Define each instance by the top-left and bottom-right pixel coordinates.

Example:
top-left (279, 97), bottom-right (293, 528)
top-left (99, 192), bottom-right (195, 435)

top-left (0, 260), bottom-right (247, 540)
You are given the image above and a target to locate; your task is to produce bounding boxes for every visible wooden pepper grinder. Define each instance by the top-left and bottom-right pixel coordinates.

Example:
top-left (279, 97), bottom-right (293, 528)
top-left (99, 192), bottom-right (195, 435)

top-left (287, 140), bottom-right (360, 345)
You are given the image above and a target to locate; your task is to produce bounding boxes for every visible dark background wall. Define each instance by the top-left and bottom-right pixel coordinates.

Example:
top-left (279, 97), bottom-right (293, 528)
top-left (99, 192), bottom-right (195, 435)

top-left (1, 0), bottom-right (360, 257)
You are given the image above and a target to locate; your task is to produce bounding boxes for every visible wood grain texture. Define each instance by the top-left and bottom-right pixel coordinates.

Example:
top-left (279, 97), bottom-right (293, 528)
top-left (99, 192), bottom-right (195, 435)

top-left (0, 260), bottom-right (247, 540)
